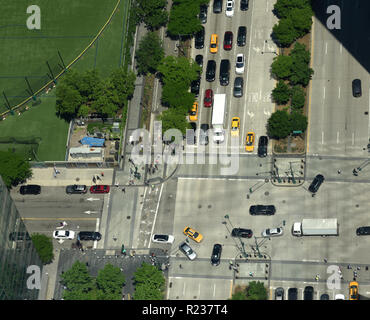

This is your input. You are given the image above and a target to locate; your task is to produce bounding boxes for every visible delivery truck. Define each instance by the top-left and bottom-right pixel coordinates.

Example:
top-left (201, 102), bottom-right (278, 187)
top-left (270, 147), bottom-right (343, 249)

top-left (292, 218), bottom-right (338, 236)
top-left (211, 94), bottom-right (227, 143)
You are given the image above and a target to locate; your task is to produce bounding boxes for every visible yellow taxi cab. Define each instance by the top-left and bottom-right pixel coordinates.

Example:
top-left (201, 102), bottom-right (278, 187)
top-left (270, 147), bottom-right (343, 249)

top-left (231, 117), bottom-right (240, 137)
top-left (210, 34), bottom-right (219, 54)
top-left (189, 102), bottom-right (198, 122)
top-left (349, 281), bottom-right (359, 300)
top-left (245, 132), bottom-right (255, 152)
top-left (183, 226), bottom-right (203, 243)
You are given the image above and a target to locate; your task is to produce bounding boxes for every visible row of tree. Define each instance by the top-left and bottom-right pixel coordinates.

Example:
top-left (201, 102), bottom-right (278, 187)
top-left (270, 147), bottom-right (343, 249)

top-left (60, 261), bottom-right (165, 300)
top-left (56, 68), bottom-right (136, 120)
top-left (272, 0), bottom-right (313, 47)
top-left (267, 109), bottom-right (307, 139)
top-left (0, 151), bottom-right (32, 188)
top-left (231, 281), bottom-right (268, 300)
top-left (134, 0), bottom-right (169, 31)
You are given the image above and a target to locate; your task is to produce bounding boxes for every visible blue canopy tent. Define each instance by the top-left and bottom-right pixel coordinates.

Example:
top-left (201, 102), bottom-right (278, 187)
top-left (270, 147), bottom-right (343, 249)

top-left (80, 136), bottom-right (105, 147)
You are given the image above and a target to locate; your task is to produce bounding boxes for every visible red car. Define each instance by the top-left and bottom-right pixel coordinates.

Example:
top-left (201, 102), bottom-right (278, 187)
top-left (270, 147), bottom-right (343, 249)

top-left (90, 185), bottom-right (110, 194)
top-left (223, 31), bottom-right (233, 50)
top-left (204, 89), bottom-right (213, 107)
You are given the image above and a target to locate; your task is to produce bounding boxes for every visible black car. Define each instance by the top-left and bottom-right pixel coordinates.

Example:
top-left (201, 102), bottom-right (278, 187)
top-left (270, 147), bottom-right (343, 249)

top-left (233, 77), bottom-right (243, 97)
top-left (66, 184), bottom-right (87, 194)
top-left (206, 60), bottom-right (216, 82)
top-left (219, 59), bottom-right (230, 86)
top-left (9, 232), bottom-right (31, 241)
top-left (249, 205), bottom-right (276, 215)
top-left (308, 174), bottom-right (325, 193)
top-left (352, 79), bottom-right (362, 97)
top-left (195, 54), bottom-right (203, 70)
top-left (199, 5), bottom-right (207, 24)
top-left (194, 26), bottom-right (205, 49)
top-left (211, 243), bottom-right (222, 266)
top-left (288, 288), bottom-right (298, 300)
top-left (213, 0), bottom-right (222, 13)
top-left (320, 293), bottom-right (330, 300)
top-left (275, 287), bottom-right (284, 300)
top-left (77, 231), bottom-right (102, 241)
top-left (240, 0), bottom-right (249, 10)
top-left (20, 184), bottom-right (41, 195)
top-left (200, 123), bottom-right (209, 146)
top-left (257, 136), bottom-right (268, 157)
top-left (231, 228), bottom-right (253, 238)
top-left (356, 226), bottom-right (370, 235)
top-left (304, 286), bottom-right (314, 300)
top-left (191, 79), bottom-right (200, 96)
top-left (237, 26), bottom-right (247, 46)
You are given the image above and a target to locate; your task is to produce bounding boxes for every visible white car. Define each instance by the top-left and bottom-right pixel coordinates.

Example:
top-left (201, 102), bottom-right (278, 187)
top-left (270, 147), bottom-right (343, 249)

top-left (235, 53), bottom-right (245, 74)
top-left (152, 234), bottom-right (175, 244)
top-left (53, 230), bottom-right (75, 240)
top-left (225, 0), bottom-right (234, 17)
top-left (262, 227), bottom-right (283, 237)
top-left (335, 294), bottom-right (345, 300)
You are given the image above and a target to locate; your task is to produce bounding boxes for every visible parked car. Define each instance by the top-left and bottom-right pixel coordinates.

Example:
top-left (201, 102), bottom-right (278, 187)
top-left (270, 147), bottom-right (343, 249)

top-left (262, 227), bottom-right (283, 237)
top-left (356, 226), bottom-right (370, 235)
top-left (223, 31), bottom-right (233, 50)
top-left (249, 205), bottom-right (276, 215)
top-left (225, 0), bottom-right (234, 17)
top-left (20, 184), bottom-right (41, 195)
top-left (320, 293), bottom-right (330, 300)
top-left (257, 136), bottom-right (268, 157)
top-left (349, 281), bottom-right (359, 300)
top-left (237, 26), bottom-right (247, 46)
top-left (213, 0), bottom-right (223, 13)
top-left (245, 131), bottom-right (255, 152)
top-left (235, 53), bottom-right (245, 74)
top-left (210, 33), bottom-right (219, 54)
top-left (204, 89), bottom-right (214, 107)
top-left (211, 244), bottom-right (222, 266)
top-left (231, 117), bottom-right (240, 137)
top-left (90, 185), bottom-right (110, 193)
top-left (288, 288), bottom-right (298, 300)
top-left (179, 242), bottom-right (197, 260)
top-left (352, 79), bottom-right (362, 97)
top-left (233, 77), bottom-right (244, 98)
top-left (200, 124), bottom-right (209, 146)
top-left (219, 59), bottom-right (230, 86)
top-left (308, 174), bottom-right (325, 193)
top-left (9, 232), bottom-right (31, 241)
top-left (189, 102), bottom-right (198, 122)
top-left (194, 26), bottom-right (205, 49)
top-left (195, 54), bottom-right (203, 69)
top-left (304, 286), bottom-right (314, 300)
top-left (77, 231), bottom-right (102, 241)
top-left (240, 0), bottom-right (249, 10)
top-left (199, 4), bottom-right (208, 24)
top-left (231, 228), bottom-right (253, 238)
top-left (335, 293), bottom-right (345, 300)
top-left (53, 230), bottom-right (75, 240)
top-left (191, 79), bottom-right (200, 96)
top-left (152, 234), bottom-right (175, 244)
top-left (206, 60), bottom-right (216, 82)
top-left (66, 184), bottom-right (87, 194)
top-left (275, 287), bottom-right (284, 300)
top-left (183, 226), bottom-right (203, 242)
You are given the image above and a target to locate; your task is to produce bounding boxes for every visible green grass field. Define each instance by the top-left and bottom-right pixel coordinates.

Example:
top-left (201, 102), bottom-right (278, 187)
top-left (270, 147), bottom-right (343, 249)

top-left (0, 0), bottom-right (132, 161)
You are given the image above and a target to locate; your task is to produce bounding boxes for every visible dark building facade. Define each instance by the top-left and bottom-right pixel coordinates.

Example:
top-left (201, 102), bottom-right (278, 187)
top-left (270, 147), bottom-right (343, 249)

top-left (0, 176), bottom-right (42, 299)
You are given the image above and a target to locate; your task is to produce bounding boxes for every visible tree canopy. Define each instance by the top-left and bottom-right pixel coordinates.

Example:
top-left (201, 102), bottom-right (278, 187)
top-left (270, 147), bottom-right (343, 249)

top-left (246, 281), bottom-right (268, 300)
top-left (133, 263), bottom-right (165, 300)
top-left (267, 109), bottom-right (292, 139)
top-left (271, 55), bottom-right (293, 80)
top-left (31, 234), bottom-right (54, 264)
top-left (272, 80), bottom-right (291, 105)
top-left (0, 151), bottom-right (32, 188)
top-left (135, 0), bottom-right (168, 30)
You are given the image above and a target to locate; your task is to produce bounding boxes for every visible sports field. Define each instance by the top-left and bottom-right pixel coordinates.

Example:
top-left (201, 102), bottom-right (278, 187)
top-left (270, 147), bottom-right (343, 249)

top-left (0, 0), bottom-right (132, 161)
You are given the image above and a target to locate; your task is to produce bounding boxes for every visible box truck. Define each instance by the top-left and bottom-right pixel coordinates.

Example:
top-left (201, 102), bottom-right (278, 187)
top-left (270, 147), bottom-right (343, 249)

top-left (292, 218), bottom-right (338, 236)
top-left (211, 94), bottom-right (227, 143)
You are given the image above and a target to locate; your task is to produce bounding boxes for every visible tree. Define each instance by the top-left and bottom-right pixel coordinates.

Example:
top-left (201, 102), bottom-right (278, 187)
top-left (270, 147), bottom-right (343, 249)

top-left (56, 82), bottom-right (83, 119)
top-left (161, 81), bottom-right (195, 110)
top-left (158, 107), bottom-right (191, 136)
top-left (289, 7), bottom-right (313, 37)
top-left (246, 281), bottom-right (268, 300)
top-left (230, 291), bottom-right (247, 300)
top-left (96, 264), bottom-right (125, 300)
top-left (108, 68), bottom-right (136, 105)
top-left (271, 55), bottom-right (293, 80)
top-left (272, 18), bottom-right (298, 47)
top-left (290, 111), bottom-right (308, 133)
top-left (291, 85), bottom-right (305, 109)
top-left (135, 32), bottom-right (165, 75)
top-left (77, 104), bottom-right (90, 118)
top-left (0, 151), bottom-right (32, 188)
top-left (272, 80), bottom-right (291, 105)
top-left (274, 0), bottom-right (311, 19)
top-left (267, 109), bottom-right (291, 139)
top-left (290, 42), bottom-right (311, 65)
top-left (31, 234), bottom-right (54, 264)
top-left (135, 0), bottom-right (168, 30)
top-left (61, 261), bottom-right (95, 300)
top-left (289, 60), bottom-right (314, 87)
top-left (133, 263), bottom-right (165, 300)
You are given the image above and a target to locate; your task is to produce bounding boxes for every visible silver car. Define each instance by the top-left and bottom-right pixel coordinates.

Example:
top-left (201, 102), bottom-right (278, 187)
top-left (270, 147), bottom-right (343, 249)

top-left (179, 242), bottom-right (197, 260)
top-left (262, 227), bottom-right (283, 237)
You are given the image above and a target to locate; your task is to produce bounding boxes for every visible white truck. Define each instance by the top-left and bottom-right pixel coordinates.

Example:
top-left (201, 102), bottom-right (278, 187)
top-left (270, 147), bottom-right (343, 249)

top-left (211, 94), bottom-right (227, 143)
top-left (292, 218), bottom-right (338, 236)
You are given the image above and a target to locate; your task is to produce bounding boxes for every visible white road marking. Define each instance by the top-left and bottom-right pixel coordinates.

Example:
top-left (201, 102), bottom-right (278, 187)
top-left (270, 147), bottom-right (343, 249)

top-left (321, 131), bottom-right (324, 144)
top-left (213, 283), bottom-right (216, 297)
top-left (352, 132), bottom-right (355, 145)
top-left (325, 42), bottom-right (328, 54)
top-left (337, 131), bottom-right (339, 144)
top-left (148, 184), bottom-right (164, 249)
top-left (183, 282), bottom-right (186, 295)
top-left (338, 86), bottom-right (341, 99)
top-left (323, 86), bottom-right (326, 99)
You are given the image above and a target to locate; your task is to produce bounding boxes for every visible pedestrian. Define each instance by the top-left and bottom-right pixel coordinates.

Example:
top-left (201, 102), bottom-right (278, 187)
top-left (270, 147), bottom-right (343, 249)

top-left (357, 266), bottom-right (361, 270)
top-left (122, 188), bottom-right (126, 193)
top-left (101, 172), bottom-right (104, 177)
top-left (324, 258), bottom-right (328, 263)
top-left (348, 265), bottom-right (352, 269)
top-left (337, 170), bottom-right (341, 174)
top-left (179, 264), bottom-right (182, 269)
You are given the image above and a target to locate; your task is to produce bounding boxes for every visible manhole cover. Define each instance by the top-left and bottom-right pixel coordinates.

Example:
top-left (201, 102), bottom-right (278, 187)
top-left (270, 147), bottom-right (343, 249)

top-left (264, 191), bottom-right (269, 196)
top-left (127, 216), bottom-right (131, 219)
top-left (76, 178), bottom-right (80, 181)
top-left (356, 204), bottom-right (359, 208)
